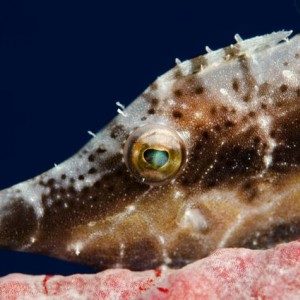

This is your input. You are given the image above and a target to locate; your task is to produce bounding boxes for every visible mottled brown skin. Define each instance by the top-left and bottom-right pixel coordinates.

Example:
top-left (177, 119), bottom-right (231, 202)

top-left (1, 32), bottom-right (300, 271)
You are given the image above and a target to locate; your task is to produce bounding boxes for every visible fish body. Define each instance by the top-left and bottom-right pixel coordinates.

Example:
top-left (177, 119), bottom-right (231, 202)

top-left (1, 31), bottom-right (300, 270)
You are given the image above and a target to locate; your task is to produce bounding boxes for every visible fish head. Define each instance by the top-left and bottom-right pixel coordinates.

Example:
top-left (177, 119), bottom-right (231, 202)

top-left (1, 31), bottom-right (300, 271)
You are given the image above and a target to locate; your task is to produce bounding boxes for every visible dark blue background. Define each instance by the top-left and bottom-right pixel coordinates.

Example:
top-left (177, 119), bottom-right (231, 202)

top-left (0, 0), bottom-right (299, 276)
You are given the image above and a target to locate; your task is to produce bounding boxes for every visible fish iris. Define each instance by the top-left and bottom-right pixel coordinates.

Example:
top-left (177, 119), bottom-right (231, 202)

top-left (143, 149), bottom-right (169, 169)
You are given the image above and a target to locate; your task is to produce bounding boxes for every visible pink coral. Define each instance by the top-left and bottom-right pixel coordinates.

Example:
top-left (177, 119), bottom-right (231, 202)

top-left (1, 241), bottom-right (300, 299)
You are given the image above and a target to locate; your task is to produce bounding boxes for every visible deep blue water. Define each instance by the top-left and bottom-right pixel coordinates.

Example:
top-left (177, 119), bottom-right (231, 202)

top-left (0, 0), bottom-right (299, 276)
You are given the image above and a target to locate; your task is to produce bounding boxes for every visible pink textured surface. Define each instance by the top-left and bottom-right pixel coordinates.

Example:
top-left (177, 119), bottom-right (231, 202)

top-left (1, 241), bottom-right (300, 299)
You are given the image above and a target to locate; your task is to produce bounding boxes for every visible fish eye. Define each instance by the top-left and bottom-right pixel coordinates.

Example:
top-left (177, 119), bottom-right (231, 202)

top-left (124, 124), bottom-right (186, 185)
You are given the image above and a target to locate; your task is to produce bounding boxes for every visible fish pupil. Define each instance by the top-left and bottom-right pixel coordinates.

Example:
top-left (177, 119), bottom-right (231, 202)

top-left (143, 149), bottom-right (169, 169)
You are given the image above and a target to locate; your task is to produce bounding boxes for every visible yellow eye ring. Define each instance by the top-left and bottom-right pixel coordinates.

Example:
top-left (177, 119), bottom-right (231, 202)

top-left (124, 124), bottom-right (186, 185)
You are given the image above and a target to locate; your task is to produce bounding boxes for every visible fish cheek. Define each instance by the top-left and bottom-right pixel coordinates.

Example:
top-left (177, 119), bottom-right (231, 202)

top-left (67, 208), bottom-right (166, 270)
top-left (32, 163), bottom-right (148, 255)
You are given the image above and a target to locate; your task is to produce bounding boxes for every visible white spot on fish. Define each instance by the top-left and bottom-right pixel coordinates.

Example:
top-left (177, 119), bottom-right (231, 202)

top-left (168, 99), bottom-right (176, 106)
top-left (282, 70), bottom-right (298, 86)
top-left (220, 88), bottom-right (229, 96)
top-left (68, 242), bottom-right (84, 256)
top-left (158, 235), bottom-right (165, 245)
top-left (88, 221), bottom-right (96, 227)
top-left (174, 190), bottom-right (182, 199)
top-left (126, 205), bottom-right (136, 213)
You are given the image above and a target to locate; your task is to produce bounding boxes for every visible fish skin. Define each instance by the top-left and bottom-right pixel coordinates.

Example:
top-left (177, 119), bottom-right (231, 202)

top-left (0, 31), bottom-right (300, 271)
